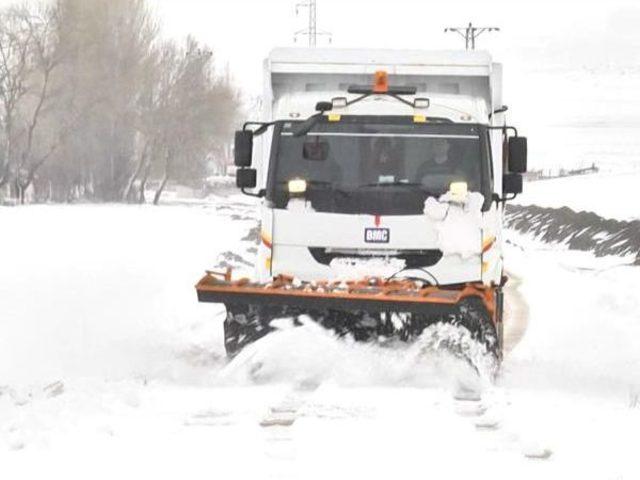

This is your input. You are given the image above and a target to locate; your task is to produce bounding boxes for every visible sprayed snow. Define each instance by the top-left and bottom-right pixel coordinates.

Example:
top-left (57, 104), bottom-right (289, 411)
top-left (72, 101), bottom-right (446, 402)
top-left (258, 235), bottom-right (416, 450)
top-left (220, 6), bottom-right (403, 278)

top-left (424, 191), bottom-right (484, 258)
top-left (219, 316), bottom-right (488, 391)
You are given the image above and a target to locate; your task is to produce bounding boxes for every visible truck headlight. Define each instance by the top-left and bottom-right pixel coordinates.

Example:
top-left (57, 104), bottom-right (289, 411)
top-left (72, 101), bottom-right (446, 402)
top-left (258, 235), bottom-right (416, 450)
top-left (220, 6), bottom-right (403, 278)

top-left (288, 178), bottom-right (307, 194)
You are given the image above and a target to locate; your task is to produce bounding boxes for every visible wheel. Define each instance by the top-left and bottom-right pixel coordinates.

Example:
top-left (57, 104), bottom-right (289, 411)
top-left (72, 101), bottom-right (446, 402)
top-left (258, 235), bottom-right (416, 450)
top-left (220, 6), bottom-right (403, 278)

top-left (453, 296), bottom-right (501, 377)
top-left (223, 314), bottom-right (243, 358)
top-left (456, 296), bottom-right (500, 358)
top-left (223, 304), bottom-right (274, 358)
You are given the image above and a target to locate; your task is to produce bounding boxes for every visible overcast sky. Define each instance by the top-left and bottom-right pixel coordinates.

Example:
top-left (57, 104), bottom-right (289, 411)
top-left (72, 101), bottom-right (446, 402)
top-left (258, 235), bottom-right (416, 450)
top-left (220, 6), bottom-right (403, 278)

top-left (0, 0), bottom-right (634, 169)
top-left (152, 0), bottom-right (640, 94)
top-left (1, 0), bottom-right (637, 93)
top-left (1, 0), bottom-right (638, 138)
top-left (148, 0), bottom-right (640, 170)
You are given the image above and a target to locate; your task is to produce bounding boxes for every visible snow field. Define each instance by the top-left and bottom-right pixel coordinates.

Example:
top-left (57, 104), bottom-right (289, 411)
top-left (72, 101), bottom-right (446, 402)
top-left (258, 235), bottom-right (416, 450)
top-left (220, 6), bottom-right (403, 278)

top-left (516, 171), bottom-right (640, 221)
top-left (0, 200), bottom-right (254, 384)
top-left (1, 199), bottom-right (640, 479)
top-left (510, 69), bottom-right (640, 175)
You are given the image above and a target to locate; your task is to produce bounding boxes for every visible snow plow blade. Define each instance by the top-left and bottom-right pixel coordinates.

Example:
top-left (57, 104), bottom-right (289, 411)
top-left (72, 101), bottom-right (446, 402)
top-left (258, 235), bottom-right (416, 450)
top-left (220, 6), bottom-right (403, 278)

top-left (196, 269), bottom-right (502, 360)
top-left (196, 270), bottom-right (492, 314)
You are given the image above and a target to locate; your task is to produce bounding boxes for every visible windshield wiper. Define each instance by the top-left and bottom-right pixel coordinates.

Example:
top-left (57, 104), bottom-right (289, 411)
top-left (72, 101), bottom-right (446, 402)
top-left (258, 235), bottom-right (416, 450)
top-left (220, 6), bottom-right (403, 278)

top-left (359, 182), bottom-right (425, 188)
top-left (278, 180), bottom-right (331, 187)
top-left (277, 180), bottom-right (352, 197)
top-left (305, 180), bottom-right (335, 189)
top-left (292, 113), bottom-right (322, 137)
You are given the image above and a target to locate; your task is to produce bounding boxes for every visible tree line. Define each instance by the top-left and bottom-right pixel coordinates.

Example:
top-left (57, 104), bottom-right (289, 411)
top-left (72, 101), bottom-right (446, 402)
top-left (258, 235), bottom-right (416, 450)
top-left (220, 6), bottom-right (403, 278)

top-left (0, 0), bottom-right (240, 204)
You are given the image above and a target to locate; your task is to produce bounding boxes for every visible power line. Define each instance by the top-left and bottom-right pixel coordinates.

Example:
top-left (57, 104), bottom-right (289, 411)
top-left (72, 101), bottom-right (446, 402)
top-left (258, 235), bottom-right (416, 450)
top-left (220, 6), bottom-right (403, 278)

top-left (294, 0), bottom-right (332, 47)
top-left (444, 22), bottom-right (500, 50)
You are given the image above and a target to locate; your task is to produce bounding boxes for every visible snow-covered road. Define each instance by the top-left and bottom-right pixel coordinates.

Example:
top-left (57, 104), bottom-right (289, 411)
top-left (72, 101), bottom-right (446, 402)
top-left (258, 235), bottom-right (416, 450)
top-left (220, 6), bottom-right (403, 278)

top-left (1, 198), bottom-right (639, 480)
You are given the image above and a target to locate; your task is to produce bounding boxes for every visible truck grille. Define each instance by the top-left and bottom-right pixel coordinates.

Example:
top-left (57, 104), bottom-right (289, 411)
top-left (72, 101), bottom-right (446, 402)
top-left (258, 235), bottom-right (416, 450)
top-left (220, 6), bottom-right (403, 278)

top-left (308, 248), bottom-right (443, 269)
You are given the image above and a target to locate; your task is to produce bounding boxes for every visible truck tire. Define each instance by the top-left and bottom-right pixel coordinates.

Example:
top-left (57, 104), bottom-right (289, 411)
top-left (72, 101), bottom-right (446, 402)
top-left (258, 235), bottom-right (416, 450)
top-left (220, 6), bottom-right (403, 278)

top-left (223, 304), bottom-right (273, 358)
top-left (455, 296), bottom-right (500, 375)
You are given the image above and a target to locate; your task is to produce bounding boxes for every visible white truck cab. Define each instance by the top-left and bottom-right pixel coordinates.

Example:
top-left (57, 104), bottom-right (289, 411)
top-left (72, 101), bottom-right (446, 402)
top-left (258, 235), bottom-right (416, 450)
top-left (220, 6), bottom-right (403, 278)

top-left (236, 48), bottom-right (526, 290)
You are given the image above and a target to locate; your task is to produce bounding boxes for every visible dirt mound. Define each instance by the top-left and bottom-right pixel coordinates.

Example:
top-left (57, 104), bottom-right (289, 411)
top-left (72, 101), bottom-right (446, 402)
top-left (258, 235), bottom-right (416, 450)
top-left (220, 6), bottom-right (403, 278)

top-left (505, 204), bottom-right (640, 265)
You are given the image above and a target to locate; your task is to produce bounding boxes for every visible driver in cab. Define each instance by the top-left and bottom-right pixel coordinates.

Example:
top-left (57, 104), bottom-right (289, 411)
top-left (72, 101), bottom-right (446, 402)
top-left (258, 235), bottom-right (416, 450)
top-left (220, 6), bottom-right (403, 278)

top-left (366, 137), bottom-right (404, 185)
top-left (416, 139), bottom-right (464, 192)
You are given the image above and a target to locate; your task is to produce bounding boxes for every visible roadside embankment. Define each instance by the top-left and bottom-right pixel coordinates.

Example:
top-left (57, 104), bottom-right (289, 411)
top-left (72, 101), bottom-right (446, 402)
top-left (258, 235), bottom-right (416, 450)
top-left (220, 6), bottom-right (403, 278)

top-left (505, 204), bottom-right (640, 265)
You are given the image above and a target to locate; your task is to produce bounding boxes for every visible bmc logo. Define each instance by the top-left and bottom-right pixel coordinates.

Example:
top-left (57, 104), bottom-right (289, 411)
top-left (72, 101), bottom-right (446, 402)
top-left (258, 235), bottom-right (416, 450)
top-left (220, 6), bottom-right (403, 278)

top-left (364, 228), bottom-right (390, 244)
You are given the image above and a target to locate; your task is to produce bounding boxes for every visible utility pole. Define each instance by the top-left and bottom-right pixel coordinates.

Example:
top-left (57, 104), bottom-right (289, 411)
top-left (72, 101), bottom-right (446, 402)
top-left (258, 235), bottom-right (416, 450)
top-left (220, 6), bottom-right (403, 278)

top-left (445, 22), bottom-right (500, 50)
top-left (294, 0), bottom-right (332, 47)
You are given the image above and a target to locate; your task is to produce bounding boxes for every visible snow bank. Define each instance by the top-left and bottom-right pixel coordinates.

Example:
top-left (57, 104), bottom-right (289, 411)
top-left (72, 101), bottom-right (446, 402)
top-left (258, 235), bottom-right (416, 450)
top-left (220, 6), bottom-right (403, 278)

top-left (0, 203), bottom-right (253, 384)
top-left (503, 237), bottom-right (640, 398)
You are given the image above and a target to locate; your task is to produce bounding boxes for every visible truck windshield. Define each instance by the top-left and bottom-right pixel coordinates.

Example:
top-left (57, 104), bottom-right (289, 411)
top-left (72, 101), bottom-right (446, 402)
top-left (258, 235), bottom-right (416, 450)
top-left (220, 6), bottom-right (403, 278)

top-left (268, 117), bottom-right (491, 215)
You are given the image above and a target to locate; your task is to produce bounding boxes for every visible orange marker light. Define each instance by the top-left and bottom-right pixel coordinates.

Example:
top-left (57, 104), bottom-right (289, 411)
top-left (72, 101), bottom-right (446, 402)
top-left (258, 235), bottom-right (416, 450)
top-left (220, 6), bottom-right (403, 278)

top-left (373, 70), bottom-right (389, 93)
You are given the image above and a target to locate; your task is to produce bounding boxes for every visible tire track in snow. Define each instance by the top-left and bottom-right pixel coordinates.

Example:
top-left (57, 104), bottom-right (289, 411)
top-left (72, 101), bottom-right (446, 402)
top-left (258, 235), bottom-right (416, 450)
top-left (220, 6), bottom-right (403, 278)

top-left (260, 381), bottom-right (321, 428)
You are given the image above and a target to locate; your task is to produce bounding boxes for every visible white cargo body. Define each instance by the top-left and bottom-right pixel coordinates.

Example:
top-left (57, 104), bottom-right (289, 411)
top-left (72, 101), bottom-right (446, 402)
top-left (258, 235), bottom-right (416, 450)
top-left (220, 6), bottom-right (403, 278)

top-left (263, 48), bottom-right (502, 119)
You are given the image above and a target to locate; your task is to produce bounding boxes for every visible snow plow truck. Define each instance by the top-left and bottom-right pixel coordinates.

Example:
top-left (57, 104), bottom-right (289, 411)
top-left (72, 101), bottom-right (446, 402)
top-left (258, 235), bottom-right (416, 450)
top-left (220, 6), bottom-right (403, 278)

top-left (196, 48), bottom-right (527, 365)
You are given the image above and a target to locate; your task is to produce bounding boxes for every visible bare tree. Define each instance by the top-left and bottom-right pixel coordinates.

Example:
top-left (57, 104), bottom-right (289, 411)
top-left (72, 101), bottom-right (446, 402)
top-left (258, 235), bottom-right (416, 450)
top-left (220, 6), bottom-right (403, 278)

top-left (0, 7), bottom-right (31, 192)
top-left (14, 6), bottom-right (64, 203)
top-left (0, 5), bottom-right (67, 203)
top-left (50, 0), bottom-right (158, 202)
top-left (126, 40), bottom-right (177, 203)
top-left (148, 38), bottom-right (239, 205)
top-left (0, 0), bottom-right (240, 204)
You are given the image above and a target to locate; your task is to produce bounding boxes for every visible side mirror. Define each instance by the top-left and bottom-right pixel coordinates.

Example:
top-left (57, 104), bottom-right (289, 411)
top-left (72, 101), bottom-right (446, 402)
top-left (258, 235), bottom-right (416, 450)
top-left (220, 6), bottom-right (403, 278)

top-left (234, 131), bottom-right (253, 167)
top-left (315, 101), bottom-right (333, 112)
top-left (508, 137), bottom-right (528, 173)
top-left (236, 168), bottom-right (257, 189)
top-left (503, 173), bottom-right (523, 196)
top-left (493, 105), bottom-right (509, 115)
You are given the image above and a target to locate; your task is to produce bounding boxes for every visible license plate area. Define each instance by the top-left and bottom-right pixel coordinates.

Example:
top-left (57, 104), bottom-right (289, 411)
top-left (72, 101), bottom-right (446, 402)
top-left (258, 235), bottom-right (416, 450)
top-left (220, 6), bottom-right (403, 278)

top-left (364, 228), bottom-right (390, 244)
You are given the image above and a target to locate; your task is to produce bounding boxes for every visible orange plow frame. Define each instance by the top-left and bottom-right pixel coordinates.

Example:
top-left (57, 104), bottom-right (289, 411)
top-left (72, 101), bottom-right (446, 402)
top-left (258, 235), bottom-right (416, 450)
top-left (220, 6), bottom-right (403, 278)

top-left (196, 268), bottom-right (499, 324)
